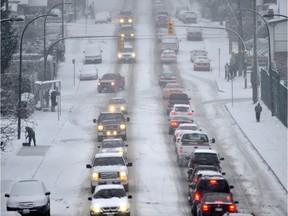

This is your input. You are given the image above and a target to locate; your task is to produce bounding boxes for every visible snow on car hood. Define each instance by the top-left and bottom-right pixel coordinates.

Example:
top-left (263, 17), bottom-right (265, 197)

top-left (92, 165), bottom-right (128, 173)
top-left (91, 196), bottom-right (129, 207)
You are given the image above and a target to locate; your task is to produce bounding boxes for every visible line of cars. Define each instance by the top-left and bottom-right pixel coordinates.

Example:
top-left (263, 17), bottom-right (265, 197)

top-left (86, 94), bottom-right (133, 216)
top-left (155, 9), bottom-right (248, 213)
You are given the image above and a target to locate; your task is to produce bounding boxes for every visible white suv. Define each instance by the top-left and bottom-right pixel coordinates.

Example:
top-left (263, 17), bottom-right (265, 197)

top-left (86, 153), bottom-right (132, 193)
top-left (88, 184), bottom-right (132, 216)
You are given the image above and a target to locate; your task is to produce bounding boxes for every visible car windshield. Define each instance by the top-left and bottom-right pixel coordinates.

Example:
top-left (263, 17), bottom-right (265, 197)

top-left (94, 188), bottom-right (126, 199)
top-left (162, 73), bottom-right (176, 78)
top-left (98, 113), bottom-right (125, 122)
top-left (166, 84), bottom-right (180, 88)
top-left (123, 48), bottom-right (133, 52)
top-left (101, 74), bottom-right (118, 80)
top-left (204, 193), bottom-right (232, 202)
top-left (183, 133), bottom-right (209, 142)
top-left (198, 179), bottom-right (230, 193)
top-left (109, 99), bottom-right (126, 104)
top-left (102, 140), bottom-right (124, 148)
top-left (11, 181), bottom-right (44, 196)
top-left (93, 157), bottom-right (125, 166)
top-left (120, 26), bottom-right (133, 31)
top-left (193, 153), bottom-right (219, 163)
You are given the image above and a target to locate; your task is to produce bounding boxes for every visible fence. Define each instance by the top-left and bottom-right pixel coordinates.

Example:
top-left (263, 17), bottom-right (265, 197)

top-left (261, 69), bottom-right (287, 126)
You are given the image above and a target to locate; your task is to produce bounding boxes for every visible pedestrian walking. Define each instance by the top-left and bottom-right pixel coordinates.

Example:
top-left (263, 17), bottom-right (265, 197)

top-left (50, 87), bottom-right (60, 112)
top-left (225, 63), bottom-right (230, 81)
top-left (255, 103), bottom-right (263, 122)
top-left (25, 126), bottom-right (36, 146)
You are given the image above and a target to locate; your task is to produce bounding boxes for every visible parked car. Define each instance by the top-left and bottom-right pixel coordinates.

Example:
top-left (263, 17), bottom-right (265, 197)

top-left (88, 184), bottom-right (132, 216)
top-left (161, 49), bottom-right (177, 64)
top-left (196, 193), bottom-right (238, 216)
top-left (98, 138), bottom-right (128, 161)
top-left (86, 153), bottom-right (133, 192)
top-left (162, 83), bottom-right (183, 99)
top-left (187, 27), bottom-right (202, 41)
top-left (108, 97), bottom-right (128, 114)
top-left (84, 44), bottom-right (103, 64)
top-left (190, 49), bottom-right (208, 62)
top-left (4, 180), bottom-right (51, 216)
top-left (194, 56), bottom-right (211, 71)
top-left (79, 64), bottom-right (98, 80)
top-left (95, 12), bottom-right (111, 23)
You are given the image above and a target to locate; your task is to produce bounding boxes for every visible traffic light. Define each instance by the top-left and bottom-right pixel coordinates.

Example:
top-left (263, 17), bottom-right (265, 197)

top-left (167, 19), bottom-right (175, 35)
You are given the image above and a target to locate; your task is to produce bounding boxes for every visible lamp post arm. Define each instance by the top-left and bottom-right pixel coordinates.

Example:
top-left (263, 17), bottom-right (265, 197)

top-left (17, 14), bottom-right (57, 139)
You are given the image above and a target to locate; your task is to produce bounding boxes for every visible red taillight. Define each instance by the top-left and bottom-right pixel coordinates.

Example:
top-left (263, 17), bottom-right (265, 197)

top-left (188, 101), bottom-right (191, 105)
top-left (210, 179), bottom-right (217, 184)
top-left (170, 111), bottom-right (176, 115)
top-left (170, 121), bottom-right (178, 127)
top-left (202, 204), bottom-right (209, 212)
top-left (194, 192), bottom-right (201, 201)
top-left (180, 146), bottom-right (183, 153)
top-left (188, 112), bottom-right (192, 116)
top-left (214, 200), bottom-right (223, 204)
top-left (228, 204), bottom-right (236, 212)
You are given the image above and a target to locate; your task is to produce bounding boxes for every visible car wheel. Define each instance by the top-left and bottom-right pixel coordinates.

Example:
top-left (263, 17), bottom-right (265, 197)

top-left (45, 209), bottom-right (51, 216)
top-left (124, 184), bottom-right (129, 192)
top-left (122, 135), bottom-right (127, 141)
top-left (97, 136), bottom-right (103, 142)
top-left (91, 185), bottom-right (95, 193)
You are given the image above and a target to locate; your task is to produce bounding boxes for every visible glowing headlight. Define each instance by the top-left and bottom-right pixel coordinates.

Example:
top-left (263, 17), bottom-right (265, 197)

top-left (119, 203), bottom-right (129, 212)
top-left (118, 149), bottom-right (124, 155)
top-left (130, 33), bottom-right (134, 37)
top-left (120, 106), bottom-right (125, 111)
top-left (131, 53), bottom-right (136, 58)
top-left (121, 33), bottom-right (125, 37)
top-left (120, 124), bottom-right (126, 130)
top-left (119, 19), bottom-right (124, 23)
top-left (113, 131), bottom-right (117, 135)
top-left (92, 172), bottom-right (99, 180)
top-left (128, 18), bottom-right (133, 23)
top-left (106, 131), bottom-right (111, 136)
top-left (91, 204), bottom-right (101, 213)
top-left (118, 53), bottom-right (122, 58)
top-left (111, 82), bottom-right (115, 86)
top-left (109, 106), bottom-right (115, 112)
top-left (98, 125), bottom-right (104, 131)
top-left (97, 82), bottom-right (101, 86)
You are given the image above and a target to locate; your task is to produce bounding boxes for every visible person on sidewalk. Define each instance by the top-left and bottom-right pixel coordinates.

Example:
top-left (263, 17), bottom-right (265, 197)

top-left (50, 87), bottom-right (60, 112)
top-left (255, 103), bottom-right (263, 122)
top-left (25, 126), bottom-right (36, 146)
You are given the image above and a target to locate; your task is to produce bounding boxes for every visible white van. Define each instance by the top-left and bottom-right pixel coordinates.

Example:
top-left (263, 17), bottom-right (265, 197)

top-left (83, 45), bottom-right (103, 64)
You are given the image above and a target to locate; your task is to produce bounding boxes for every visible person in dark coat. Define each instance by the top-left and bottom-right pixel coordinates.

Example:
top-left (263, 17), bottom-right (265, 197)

top-left (50, 88), bottom-right (60, 112)
top-left (25, 126), bottom-right (36, 146)
top-left (255, 103), bottom-right (263, 122)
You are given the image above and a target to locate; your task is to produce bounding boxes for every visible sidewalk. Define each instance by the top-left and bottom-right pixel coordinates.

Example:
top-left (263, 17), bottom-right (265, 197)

top-left (215, 73), bottom-right (287, 191)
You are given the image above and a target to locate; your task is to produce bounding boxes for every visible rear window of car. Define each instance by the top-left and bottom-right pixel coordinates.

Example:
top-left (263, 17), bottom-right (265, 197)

top-left (102, 140), bottom-right (124, 148)
top-left (182, 133), bottom-right (209, 142)
top-left (193, 153), bottom-right (219, 163)
top-left (170, 94), bottom-right (189, 100)
top-left (109, 99), bottom-right (126, 104)
top-left (197, 179), bottom-right (230, 193)
top-left (204, 193), bottom-right (232, 202)
top-left (102, 74), bottom-right (118, 80)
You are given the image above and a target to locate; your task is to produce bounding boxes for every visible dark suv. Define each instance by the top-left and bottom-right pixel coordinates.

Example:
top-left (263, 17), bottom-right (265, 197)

top-left (189, 173), bottom-right (234, 216)
top-left (93, 112), bottom-right (129, 142)
top-left (97, 73), bottom-right (125, 93)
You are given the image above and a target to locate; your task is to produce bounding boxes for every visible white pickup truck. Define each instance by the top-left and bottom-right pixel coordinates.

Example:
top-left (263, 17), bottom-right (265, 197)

top-left (175, 130), bottom-right (215, 167)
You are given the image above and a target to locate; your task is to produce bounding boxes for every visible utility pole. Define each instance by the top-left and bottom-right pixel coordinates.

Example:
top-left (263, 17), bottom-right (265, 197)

top-left (237, 0), bottom-right (243, 77)
top-left (252, 0), bottom-right (258, 103)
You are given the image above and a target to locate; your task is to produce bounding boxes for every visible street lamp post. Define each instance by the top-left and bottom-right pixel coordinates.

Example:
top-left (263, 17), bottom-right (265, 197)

top-left (44, 2), bottom-right (71, 80)
top-left (240, 8), bottom-right (277, 116)
top-left (17, 14), bottom-right (56, 139)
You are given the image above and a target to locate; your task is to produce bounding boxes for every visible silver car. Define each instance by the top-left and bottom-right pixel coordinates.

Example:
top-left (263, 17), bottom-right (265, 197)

top-left (99, 138), bottom-right (128, 161)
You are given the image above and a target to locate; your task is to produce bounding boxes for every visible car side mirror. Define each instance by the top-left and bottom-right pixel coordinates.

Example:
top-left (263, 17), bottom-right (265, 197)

top-left (88, 197), bottom-right (92, 201)
top-left (45, 192), bottom-right (51, 196)
top-left (221, 172), bottom-right (226, 176)
top-left (97, 146), bottom-right (100, 148)
top-left (93, 119), bottom-right (97, 123)
top-left (128, 195), bottom-right (132, 199)
top-left (125, 144), bottom-right (129, 147)
top-left (220, 157), bottom-right (224, 161)
top-left (86, 164), bottom-right (92, 169)
top-left (126, 162), bottom-right (133, 167)
top-left (4, 194), bottom-right (10, 198)
top-left (211, 138), bottom-right (215, 143)
top-left (126, 117), bottom-right (130, 122)
top-left (230, 185), bottom-right (234, 189)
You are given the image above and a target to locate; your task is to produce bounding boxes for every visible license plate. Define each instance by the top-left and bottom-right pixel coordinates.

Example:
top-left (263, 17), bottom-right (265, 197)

top-left (23, 209), bottom-right (30, 214)
top-left (215, 207), bottom-right (222, 211)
